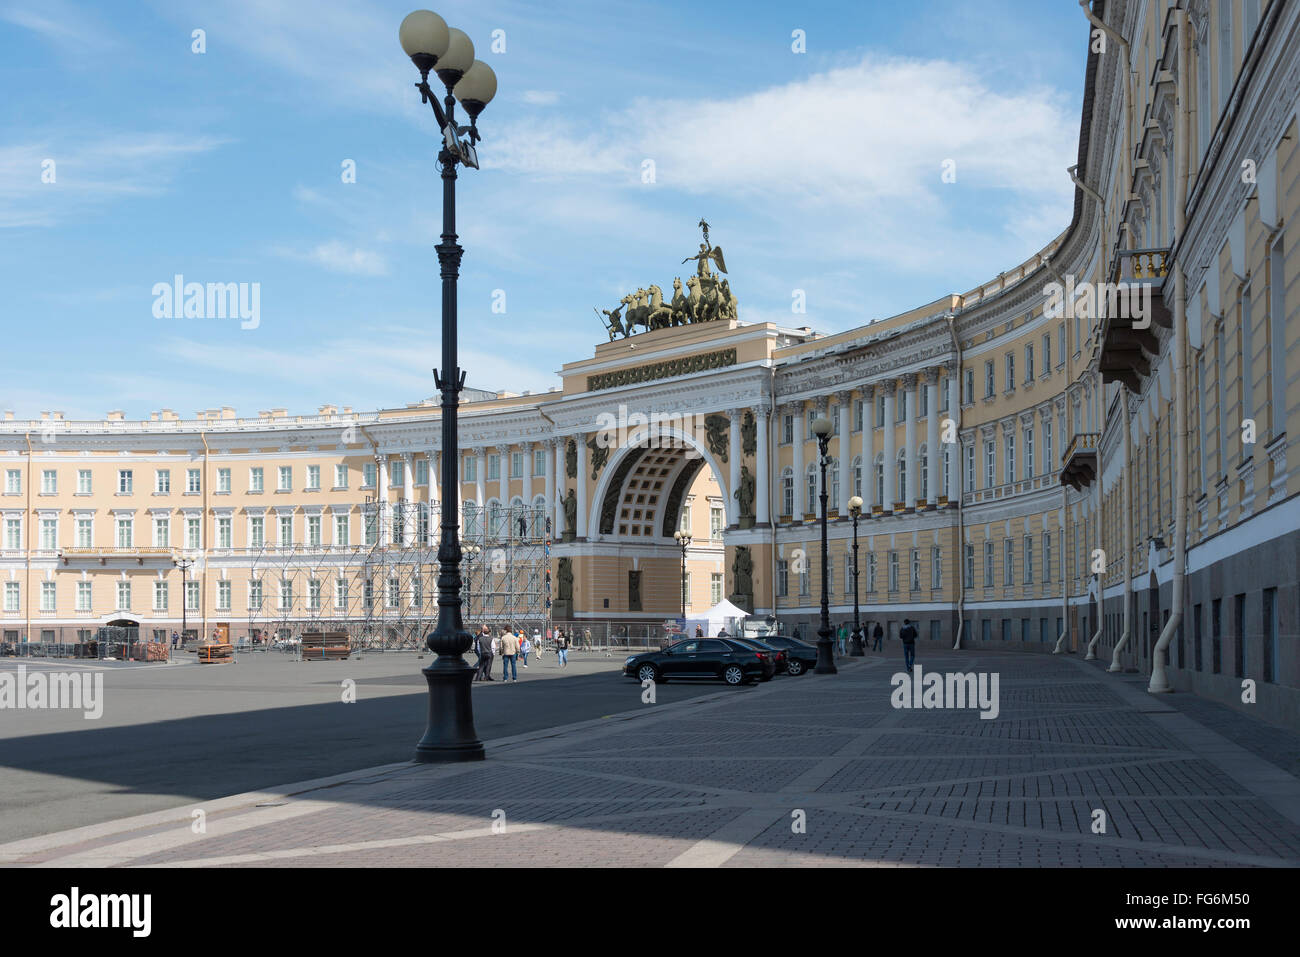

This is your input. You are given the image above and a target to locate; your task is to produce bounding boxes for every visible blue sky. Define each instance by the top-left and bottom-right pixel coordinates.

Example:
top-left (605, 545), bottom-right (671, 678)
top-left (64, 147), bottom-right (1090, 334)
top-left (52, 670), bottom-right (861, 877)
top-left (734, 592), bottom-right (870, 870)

top-left (0, 0), bottom-right (1088, 420)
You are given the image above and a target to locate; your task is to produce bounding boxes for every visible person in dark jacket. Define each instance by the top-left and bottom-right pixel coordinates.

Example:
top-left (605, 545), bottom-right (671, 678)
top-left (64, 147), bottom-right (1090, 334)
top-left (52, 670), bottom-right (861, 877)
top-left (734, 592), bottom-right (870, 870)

top-left (899, 618), bottom-right (918, 673)
top-left (871, 621), bottom-right (883, 652)
top-left (474, 625), bottom-right (495, 681)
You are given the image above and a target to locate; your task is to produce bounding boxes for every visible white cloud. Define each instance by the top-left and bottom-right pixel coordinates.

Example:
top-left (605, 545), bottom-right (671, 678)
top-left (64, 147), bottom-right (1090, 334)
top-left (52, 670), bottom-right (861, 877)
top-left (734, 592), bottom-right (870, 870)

top-left (274, 241), bottom-right (390, 276)
top-left (522, 90), bottom-right (560, 106)
top-left (0, 133), bottom-right (224, 227)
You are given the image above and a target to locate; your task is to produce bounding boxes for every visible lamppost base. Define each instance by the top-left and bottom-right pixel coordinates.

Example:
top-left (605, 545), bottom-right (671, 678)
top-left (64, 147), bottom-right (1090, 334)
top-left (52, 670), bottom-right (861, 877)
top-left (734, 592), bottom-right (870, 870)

top-left (813, 635), bottom-right (838, 674)
top-left (414, 658), bottom-right (485, 763)
top-left (849, 634), bottom-right (865, 657)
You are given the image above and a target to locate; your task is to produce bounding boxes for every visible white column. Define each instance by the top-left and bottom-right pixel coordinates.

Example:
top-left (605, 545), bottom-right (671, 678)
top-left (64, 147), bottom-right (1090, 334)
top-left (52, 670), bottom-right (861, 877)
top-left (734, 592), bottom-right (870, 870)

top-left (926, 370), bottom-right (939, 505)
top-left (496, 444), bottom-right (509, 510)
top-left (553, 439), bottom-right (563, 535)
top-left (862, 385), bottom-right (874, 510)
top-left (903, 373), bottom-right (917, 508)
top-left (474, 448), bottom-right (486, 537)
top-left (428, 450), bottom-right (438, 545)
top-left (755, 403), bottom-right (771, 525)
top-left (791, 404), bottom-right (805, 517)
top-left (948, 374), bottom-right (961, 500)
top-left (451, 452), bottom-right (462, 536)
top-left (727, 408), bottom-right (742, 526)
top-left (541, 440), bottom-right (553, 536)
top-left (377, 454), bottom-right (390, 545)
top-left (882, 382), bottom-right (896, 508)
top-left (575, 435), bottom-right (588, 538)
top-left (836, 391), bottom-right (851, 511)
top-left (522, 441), bottom-right (534, 502)
top-left (402, 452), bottom-right (415, 545)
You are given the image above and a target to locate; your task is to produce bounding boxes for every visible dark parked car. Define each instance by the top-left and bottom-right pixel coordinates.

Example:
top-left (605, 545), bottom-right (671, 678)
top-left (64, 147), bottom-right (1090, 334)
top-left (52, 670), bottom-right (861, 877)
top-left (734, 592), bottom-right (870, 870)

top-left (624, 638), bottom-right (775, 686)
top-left (747, 634), bottom-right (818, 675)
top-left (727, 637), bottom-right (786, 679)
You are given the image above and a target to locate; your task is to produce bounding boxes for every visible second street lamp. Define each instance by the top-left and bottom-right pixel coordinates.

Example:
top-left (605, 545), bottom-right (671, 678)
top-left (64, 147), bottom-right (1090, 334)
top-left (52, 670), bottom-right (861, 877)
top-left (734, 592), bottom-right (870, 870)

top-left (847, 496), bottom-right (864, 656)
top-left (674, 529), bottom-right (692, 622)
top-left (810, 416), bottom-right (837, 674)
top-left (401, 8), bottom-right (498, 763)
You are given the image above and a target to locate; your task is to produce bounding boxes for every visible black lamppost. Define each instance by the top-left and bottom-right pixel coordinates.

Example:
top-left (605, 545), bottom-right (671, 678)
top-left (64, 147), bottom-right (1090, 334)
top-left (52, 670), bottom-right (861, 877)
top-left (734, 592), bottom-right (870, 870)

top-left (176, 557), bottom-right (195, 642)
top-left (673, 529), bottom-right (692, 622)
top-left (810, 416), bottom-right (837, 674)
top-left (401, 9), bottom-right (498, 763)
top-left (847, 495), bottom-right (864, 656)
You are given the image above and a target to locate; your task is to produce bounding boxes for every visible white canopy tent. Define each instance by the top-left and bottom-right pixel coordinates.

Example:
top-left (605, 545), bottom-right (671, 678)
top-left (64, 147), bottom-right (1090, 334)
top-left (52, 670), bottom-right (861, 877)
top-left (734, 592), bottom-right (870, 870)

top-left (683, 598), bottom-right (751, 637)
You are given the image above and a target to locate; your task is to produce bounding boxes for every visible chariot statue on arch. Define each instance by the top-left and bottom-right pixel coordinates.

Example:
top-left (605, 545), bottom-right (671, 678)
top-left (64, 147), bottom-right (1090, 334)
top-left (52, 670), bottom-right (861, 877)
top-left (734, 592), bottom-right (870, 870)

top-left (596, 219), bottom-right (739, 340)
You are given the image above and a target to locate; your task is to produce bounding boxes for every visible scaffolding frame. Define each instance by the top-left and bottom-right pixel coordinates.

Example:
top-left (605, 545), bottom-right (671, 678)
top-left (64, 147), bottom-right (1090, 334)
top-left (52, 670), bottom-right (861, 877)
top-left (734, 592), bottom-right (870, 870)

top-left (247, 499), bottom-right (551, 651)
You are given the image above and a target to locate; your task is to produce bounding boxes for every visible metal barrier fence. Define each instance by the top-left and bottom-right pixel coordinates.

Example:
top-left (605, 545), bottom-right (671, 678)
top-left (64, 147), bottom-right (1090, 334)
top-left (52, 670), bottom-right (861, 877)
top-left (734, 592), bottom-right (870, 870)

top-left (548, 621), bottom-right (676, 654)
top-left (1, 631), bottom-right (170, 661)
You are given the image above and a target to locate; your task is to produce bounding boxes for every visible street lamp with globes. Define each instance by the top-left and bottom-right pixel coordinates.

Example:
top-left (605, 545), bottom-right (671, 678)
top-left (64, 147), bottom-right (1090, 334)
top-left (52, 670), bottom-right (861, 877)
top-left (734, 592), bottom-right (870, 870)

top-left (810, 416), bottom-right (837, 674)
top-left (673, 529), bottom-right (693, 623)
top-left (400, 9), bottom-right (498, 763)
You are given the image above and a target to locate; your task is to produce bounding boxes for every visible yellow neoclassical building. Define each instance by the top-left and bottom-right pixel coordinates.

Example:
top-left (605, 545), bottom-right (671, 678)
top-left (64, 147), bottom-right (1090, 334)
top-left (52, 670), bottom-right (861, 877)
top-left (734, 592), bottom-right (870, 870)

top-left (1, 0), bottom-right (1297, 722)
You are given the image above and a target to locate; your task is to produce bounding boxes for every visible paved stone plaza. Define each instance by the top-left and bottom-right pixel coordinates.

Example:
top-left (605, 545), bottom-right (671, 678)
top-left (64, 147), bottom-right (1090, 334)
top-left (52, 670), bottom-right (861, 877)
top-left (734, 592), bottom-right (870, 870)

top-left (3, 650), bottom-right (1298, 868)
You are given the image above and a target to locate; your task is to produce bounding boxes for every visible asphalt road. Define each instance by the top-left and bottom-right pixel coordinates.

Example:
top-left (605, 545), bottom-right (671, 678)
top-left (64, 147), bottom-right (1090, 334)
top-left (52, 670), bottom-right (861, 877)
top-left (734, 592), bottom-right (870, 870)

top-left (0, 650), bottom-right (733, 843)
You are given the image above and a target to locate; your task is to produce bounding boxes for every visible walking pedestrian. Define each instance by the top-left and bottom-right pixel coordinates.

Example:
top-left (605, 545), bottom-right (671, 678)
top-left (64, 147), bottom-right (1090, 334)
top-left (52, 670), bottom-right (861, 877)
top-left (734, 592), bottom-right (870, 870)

top-left (836, 622), bottom-right (848, 656)
top-left (170, 630), bottom-right (179, 649)
top-left (471, 628), bottom-right (484, 681)
top-left (899, 618), bottom-right (918, 673)
top-left (500, 627), bottom-right (519, 681)
top-left (694, 625), bottom-right (704, 637)
top-left (533, 629), bottom-right (544, 659)
top-left (482, 628), bottom-right (498, 681)
top-left (871, 621), bottom-right (883, 652)
top-left (556, 629), bottom-right (569, 668)
top-left (583, 627), bottom-right (592, 651)
top-left (520, 631), bottom-right (531, 668)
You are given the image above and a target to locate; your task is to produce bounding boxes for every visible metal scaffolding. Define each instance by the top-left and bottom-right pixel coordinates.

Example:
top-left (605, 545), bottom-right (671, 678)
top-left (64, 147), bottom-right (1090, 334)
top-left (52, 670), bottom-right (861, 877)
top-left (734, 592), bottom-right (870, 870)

top-left (246, 499), bottom-right (551, 651)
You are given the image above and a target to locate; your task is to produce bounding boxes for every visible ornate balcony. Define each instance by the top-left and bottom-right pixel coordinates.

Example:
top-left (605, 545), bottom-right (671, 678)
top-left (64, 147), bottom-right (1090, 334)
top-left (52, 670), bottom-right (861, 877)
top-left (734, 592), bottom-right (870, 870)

top-left (1098, 247), bottom-right (1172, 394)
top-left (1060, 433), bottom-right (1100, 490)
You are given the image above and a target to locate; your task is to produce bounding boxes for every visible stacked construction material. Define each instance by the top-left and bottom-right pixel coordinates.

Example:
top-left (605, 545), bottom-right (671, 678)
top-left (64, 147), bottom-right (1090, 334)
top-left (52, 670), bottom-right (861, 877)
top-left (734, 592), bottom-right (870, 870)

top-left (197, 642), bottom-right (234, 664)
top-left (300, 631), bottom-right (351, 661)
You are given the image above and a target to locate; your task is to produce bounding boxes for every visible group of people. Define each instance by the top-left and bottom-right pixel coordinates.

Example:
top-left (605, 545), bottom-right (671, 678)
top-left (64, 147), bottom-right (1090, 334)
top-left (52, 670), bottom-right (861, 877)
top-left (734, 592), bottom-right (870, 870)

top-left (472, 625), bottom-right (574, 682)
top-left (795, 618), bottom-right (920, 672)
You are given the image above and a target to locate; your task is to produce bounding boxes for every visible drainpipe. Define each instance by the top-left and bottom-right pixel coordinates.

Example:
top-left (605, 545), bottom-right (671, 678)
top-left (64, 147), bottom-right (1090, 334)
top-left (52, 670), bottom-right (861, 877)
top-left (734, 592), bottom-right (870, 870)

top-left (1078, 0), bottom-right (1135, 253)
top-left (943, 310), bottom-right (966, 650)
top-left (1068, 165), bottom-right (1110, 284)
top-left (1053, 483), bottom-right (1070, 653)
top-left (1085, 370), bottom-right (1106, 659)
top-left (1149, 9), bottom-right (1191, 694)
top-left (1109, 388), bottom-right (1135, 671)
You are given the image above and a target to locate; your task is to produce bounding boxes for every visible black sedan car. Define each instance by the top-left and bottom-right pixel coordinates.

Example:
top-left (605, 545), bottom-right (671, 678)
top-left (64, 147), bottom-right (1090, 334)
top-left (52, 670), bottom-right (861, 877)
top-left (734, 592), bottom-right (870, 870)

top-left (624, 638), bottom-right (775, 686)
top-left (745, 634), bottom-right (819, 675)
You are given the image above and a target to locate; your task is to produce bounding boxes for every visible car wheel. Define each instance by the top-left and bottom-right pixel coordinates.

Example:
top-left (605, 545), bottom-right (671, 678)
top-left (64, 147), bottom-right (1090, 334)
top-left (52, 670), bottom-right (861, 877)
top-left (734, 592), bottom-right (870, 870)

top-left (786, 659), bottom-right (804, 676)
top-left (723, 665), bottom-right (745, 686)
top-left (636, 664), bottom-right (659, 683)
